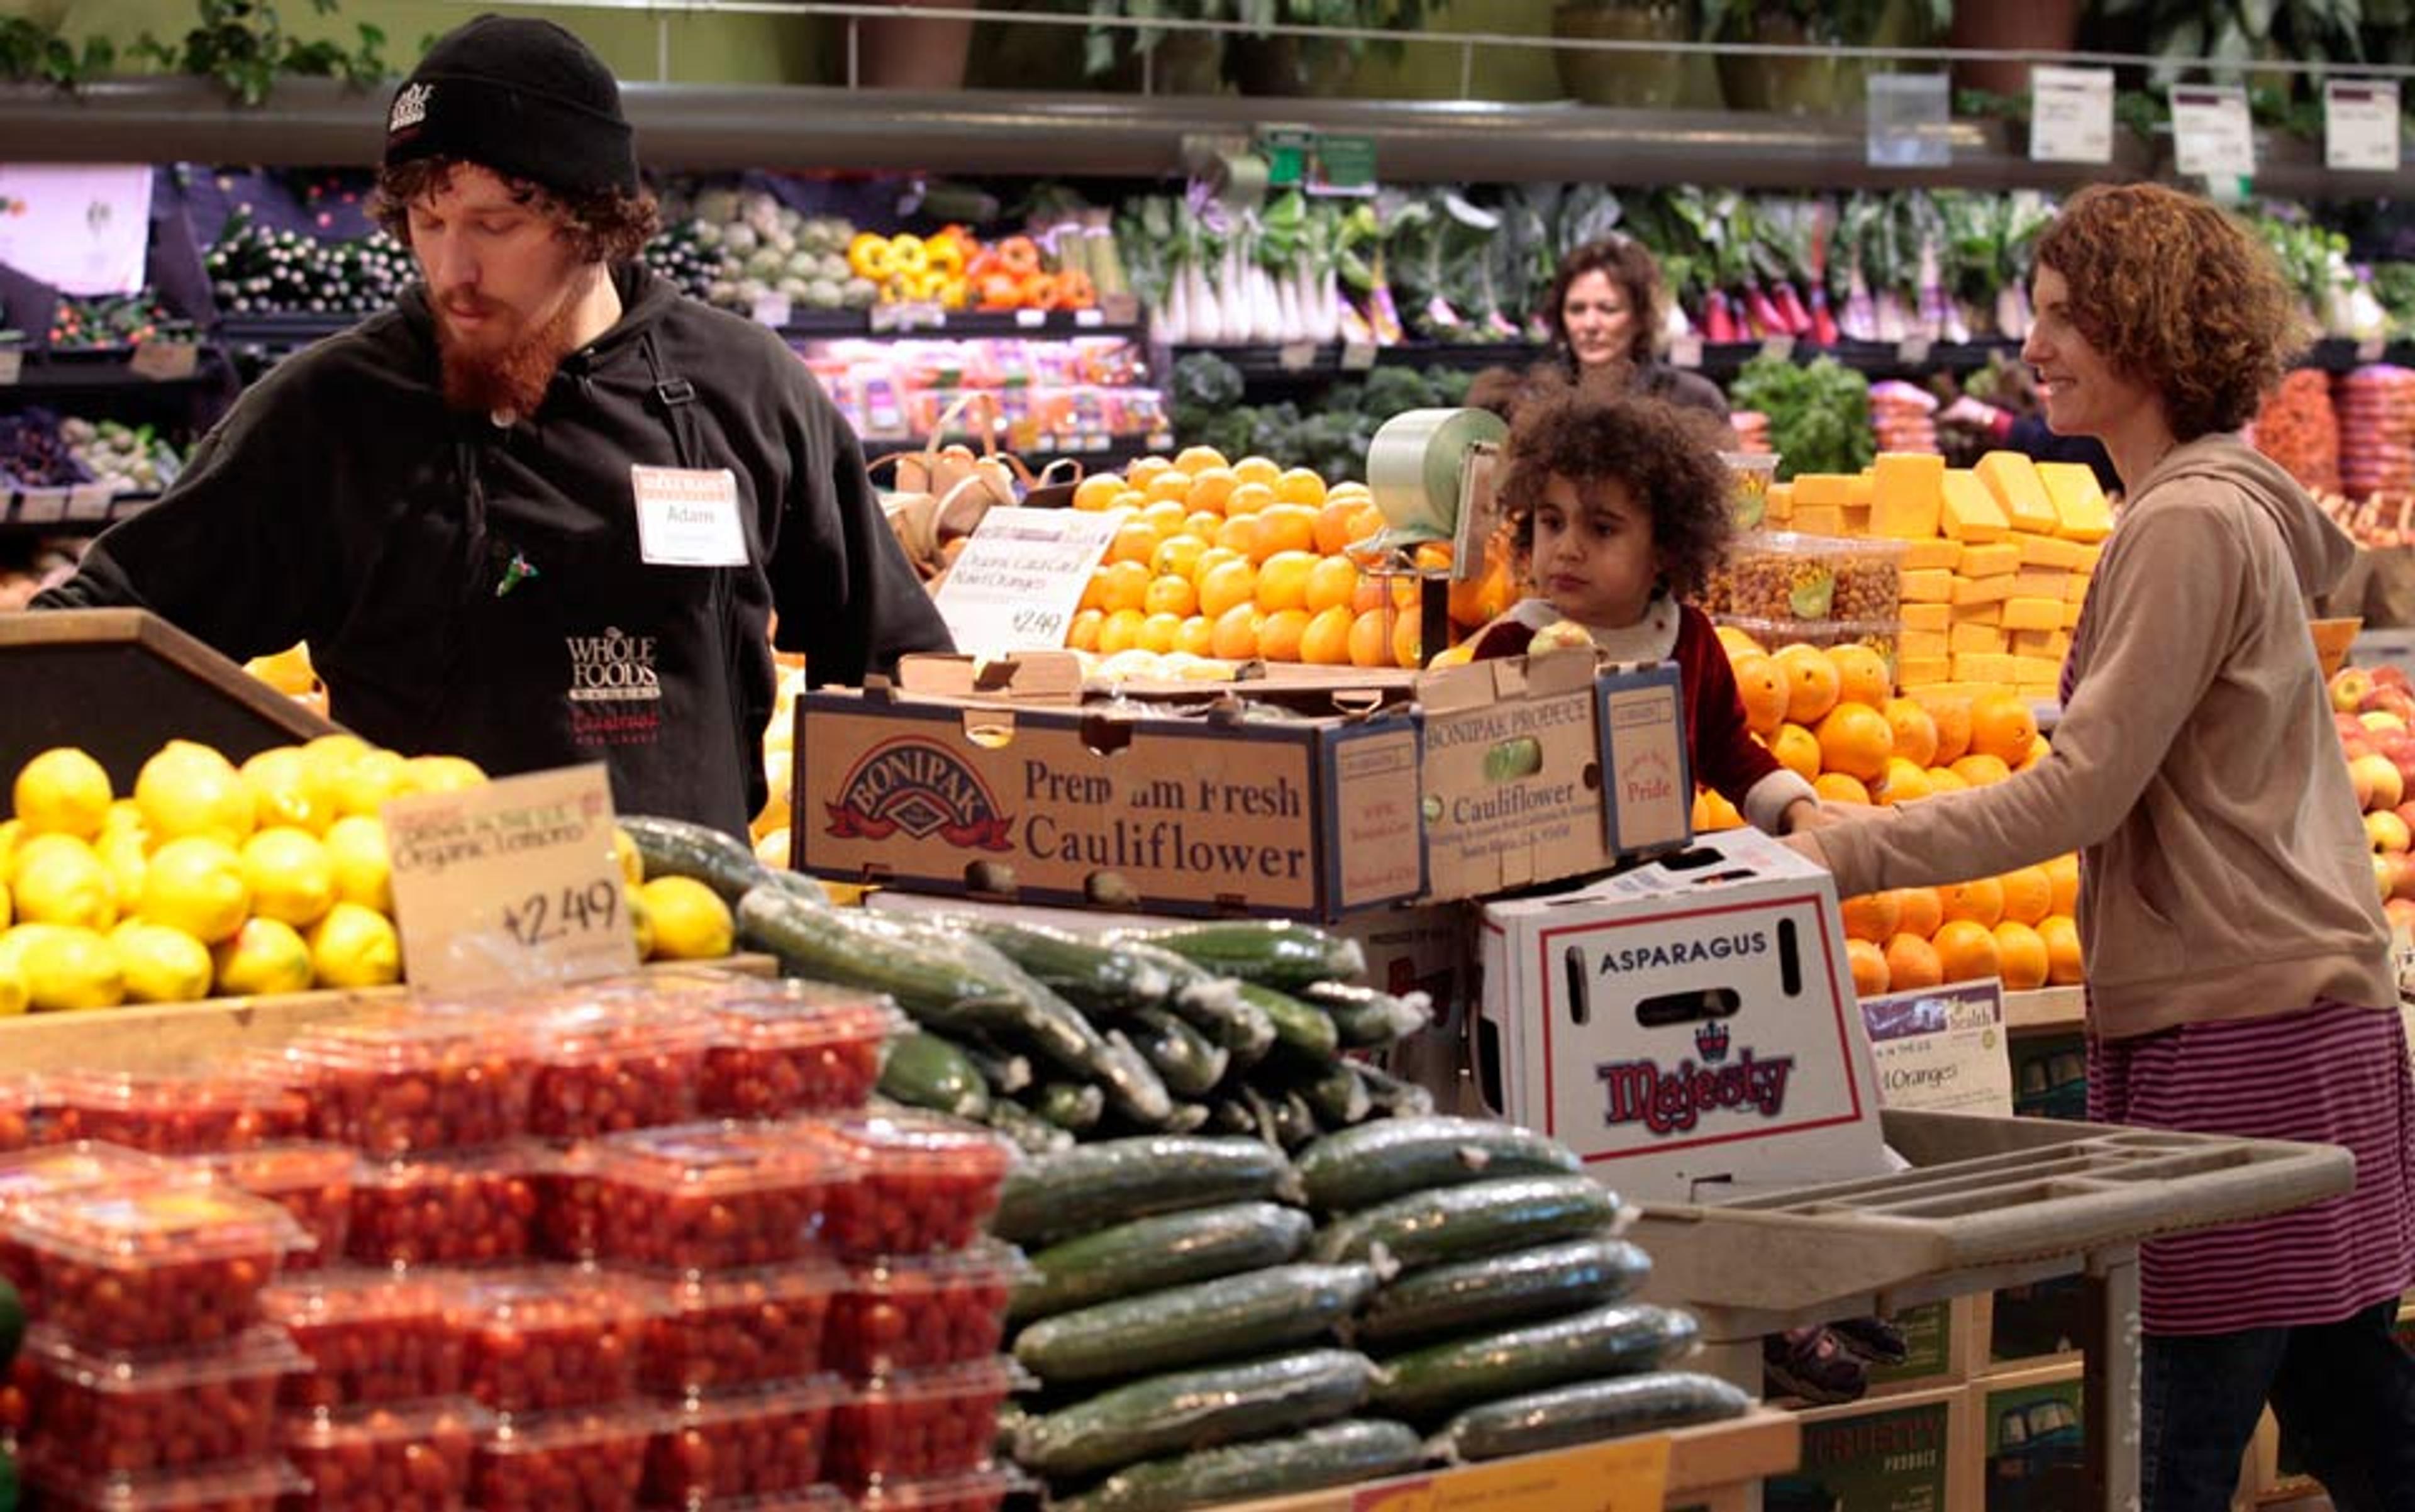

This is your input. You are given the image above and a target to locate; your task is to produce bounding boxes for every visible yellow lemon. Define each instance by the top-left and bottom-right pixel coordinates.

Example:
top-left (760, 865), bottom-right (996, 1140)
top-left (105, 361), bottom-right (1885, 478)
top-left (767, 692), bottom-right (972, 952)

top-left (0, 881), bottom-right (9, 930)
top-left (297, 734), bottom-right (373, 822)
top-left (613, 826), bottom-right (645, 887)
top-left (323, 816), bottom-right (393, 915)
top-left (753, 827), bottom-right (791, 870)
top-left (101, 798), bottom-right (149, 842)
top-left (626, 886), bottom-right (654, 960)
top-left (111, 921), bottom-right (215, 1004)
top-left (97, 828), bottom-right (148, 913)
top-left (0, 819), bottom-right (17, 876)
top-left (19, 925), bottom-right (123, 1011)
top-left (637, 876), bottom-right (734, 961)
top-left (138, 836), bottom-right (250, 945)
top-left (0, 952), bottom-right (24, 1016)
top-left (240, 827), bottom-right (335, 929)
top-left (135, 740), bottom-right (255, 848)
top-left (403, 754), bottom-right (487, 794)
top-left (0, 923), bottom-right (48, 982)
top-left (212, 917), bottom-right (314, 998)
top-left (13, 840), bottom-right (116, 931)
top-left (304, 902), bottom-right (402, 990)
top-left (13, 747), bottom-right (113, 840)
top-left (240, 747), bottom-right (325, 833)
top-left (331, 749), bottom-right (416, 820)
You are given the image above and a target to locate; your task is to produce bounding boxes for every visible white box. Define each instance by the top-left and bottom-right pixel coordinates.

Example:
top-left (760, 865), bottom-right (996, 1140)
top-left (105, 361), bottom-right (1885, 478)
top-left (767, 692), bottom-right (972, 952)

top-left (1474, 826), bottom-right (1887, 1202)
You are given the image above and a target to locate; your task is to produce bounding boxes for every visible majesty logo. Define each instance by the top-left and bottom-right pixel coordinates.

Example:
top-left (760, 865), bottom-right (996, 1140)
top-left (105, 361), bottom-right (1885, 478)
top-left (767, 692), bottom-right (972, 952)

top-left (1594, 1020), bottom-right (1794, 1137)
top-left (389, 82), bottom-right (432, 134)
top-left (826, 739), bottom-right (1014, 851)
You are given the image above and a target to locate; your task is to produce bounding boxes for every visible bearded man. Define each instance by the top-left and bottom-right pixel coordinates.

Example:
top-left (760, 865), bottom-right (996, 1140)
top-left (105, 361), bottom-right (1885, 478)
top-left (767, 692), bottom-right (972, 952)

top-left (37, 16), bottom-right (951, 835)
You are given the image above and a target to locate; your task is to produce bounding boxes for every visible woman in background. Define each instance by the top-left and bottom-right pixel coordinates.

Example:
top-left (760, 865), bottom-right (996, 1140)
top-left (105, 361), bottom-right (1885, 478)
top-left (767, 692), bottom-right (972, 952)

top-left (1468, 235), bottom-right (1729, 426)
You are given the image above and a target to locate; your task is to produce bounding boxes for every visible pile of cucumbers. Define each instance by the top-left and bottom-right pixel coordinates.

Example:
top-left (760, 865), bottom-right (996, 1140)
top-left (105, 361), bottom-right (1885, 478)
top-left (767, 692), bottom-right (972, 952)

top-left (1, 1274), bottom-right (18, 1512)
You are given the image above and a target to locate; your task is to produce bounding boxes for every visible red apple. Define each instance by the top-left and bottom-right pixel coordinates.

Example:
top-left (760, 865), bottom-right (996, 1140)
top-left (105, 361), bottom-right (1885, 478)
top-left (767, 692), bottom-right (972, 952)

top-left (2386, 896), bottom-right (2415, 932)
top-left (2335, 667), bottom-right (2377, 713)
top-left (2352, 753), bottom-right (2405, 813)
top-left (2367, 810), bottom-right (2411, 853)
top-left (2394, 798), bottom-right (2415, 835)
top-left (2375, 665), bottom-right (2410, 693)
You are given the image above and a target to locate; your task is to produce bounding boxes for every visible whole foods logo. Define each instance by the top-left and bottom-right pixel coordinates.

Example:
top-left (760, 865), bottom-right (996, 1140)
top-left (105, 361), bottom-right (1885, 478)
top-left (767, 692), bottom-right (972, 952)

top-left (826, 738), bottom-right (1014, 850)
top-left (1594, 1025), bottom-right (1794, 1137)
top-left (389, 82), bottom-right (431, 134)
top-left (565, 628), bottom-right (660, 703)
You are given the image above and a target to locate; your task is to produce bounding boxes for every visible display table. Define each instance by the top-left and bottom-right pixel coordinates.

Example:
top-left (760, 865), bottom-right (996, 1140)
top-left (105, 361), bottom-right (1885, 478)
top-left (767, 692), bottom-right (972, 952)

top-left (1631, 1109), bottom-right (2356, 1512)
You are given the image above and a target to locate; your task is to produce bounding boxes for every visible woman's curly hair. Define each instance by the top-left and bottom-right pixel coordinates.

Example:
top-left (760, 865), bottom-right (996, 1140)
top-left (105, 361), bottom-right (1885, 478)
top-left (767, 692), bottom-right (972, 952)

top-left (2033, 182), bottom-right (2309, 442)
top-left (371, 160), bottom-right (660, 265)
top-left (1537, 235), bottom-right (1666, 365)
top-left (1496, 374), bottom-right (1738, 601)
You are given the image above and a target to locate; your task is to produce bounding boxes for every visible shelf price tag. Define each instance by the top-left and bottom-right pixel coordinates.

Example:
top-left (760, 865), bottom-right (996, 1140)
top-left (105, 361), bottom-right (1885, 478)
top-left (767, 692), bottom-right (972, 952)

top-left (64, 482), bottom-right (113, 521)
top-left (15, 487), bottom-right (66, 524)
top-left (2326, 79), bottom-right (2402, 171)
top-left (1865, 72), bottom-right (1951, 168)
top-left (2030, 65), bottom-right (2115, 164)
top-left (0, 348), bottom-right (20, 386)
top-left (1014, 308), bottom-right (1048, 329)
top-left (2170, 86), bottom-right (2257, 181)
top-left (1099, 294), bottom-right (1141, 326)
top-left (1668, 334), bottom-right (1704, 370)
top-left (1896, 335), bottom-right (1935, 365)
top-left (750, 292), bottom-right (792, 330)
top-left (1340, 340), bottom-right (1378, 372)
top-left (1759, 334), bottom-right (1797, 363)
top-left (129, 340), bottom-right (199, 381)
top-left (1348, 1433), bottom-right (1668, 1512)
top-left (382, 764), bottom-right (638, 997)
top-left (1277, 340), bottom-right (1319, 372)
top-left (1074, 308), bottom-right (1106, 329)
top-left (931, 505), bottom-right (1123, 657)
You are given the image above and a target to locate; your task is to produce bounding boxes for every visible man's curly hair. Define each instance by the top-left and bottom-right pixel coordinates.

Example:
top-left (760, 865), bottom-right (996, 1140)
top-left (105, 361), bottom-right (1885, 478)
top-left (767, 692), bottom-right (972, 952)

top-left (2033, 182), bottom-right (2309, 442)
top-left (1496, 375), bottom-right (1739, 602)
top-left (371, 160), bottom-right (659, 265)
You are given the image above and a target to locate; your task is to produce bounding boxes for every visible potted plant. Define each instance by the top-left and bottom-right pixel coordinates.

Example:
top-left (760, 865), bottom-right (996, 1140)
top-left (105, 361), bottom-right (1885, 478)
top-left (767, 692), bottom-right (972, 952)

top-left (1552, 0), bottom-right (1697, 109)
top-left (1700, 0), bottom-right (1947, 116)
top-left (1216, 0), bottom-right (1438, 97)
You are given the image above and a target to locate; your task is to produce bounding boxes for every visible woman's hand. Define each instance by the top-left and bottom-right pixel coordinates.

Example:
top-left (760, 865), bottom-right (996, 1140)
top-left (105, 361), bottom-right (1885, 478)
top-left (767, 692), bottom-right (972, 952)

top-left (1779, 829), bottom-right (1828, 867)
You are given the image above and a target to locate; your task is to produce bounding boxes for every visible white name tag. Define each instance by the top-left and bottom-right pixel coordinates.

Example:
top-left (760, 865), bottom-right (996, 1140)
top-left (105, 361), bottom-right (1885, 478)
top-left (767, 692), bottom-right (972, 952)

top-left (631, 465), bottom-right (748, 567)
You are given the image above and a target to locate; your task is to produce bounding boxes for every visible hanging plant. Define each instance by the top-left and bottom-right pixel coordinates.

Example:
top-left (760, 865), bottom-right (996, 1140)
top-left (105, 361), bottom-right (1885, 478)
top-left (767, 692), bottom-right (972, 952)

top-left (0, 17), bottom-right (117, 88)
top-left (126, 0), bottom-right (391, 107)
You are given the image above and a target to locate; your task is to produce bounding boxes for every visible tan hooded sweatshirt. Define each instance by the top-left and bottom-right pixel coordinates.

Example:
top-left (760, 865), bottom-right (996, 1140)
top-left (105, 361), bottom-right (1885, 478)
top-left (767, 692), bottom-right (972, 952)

top-left (1811, 436), bottom-right (2394, 1037)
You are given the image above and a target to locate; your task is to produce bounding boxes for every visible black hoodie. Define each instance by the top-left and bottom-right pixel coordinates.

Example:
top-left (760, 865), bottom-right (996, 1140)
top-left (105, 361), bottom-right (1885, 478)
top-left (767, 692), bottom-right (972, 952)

top-left (37, 264), bottom-right (952, 837)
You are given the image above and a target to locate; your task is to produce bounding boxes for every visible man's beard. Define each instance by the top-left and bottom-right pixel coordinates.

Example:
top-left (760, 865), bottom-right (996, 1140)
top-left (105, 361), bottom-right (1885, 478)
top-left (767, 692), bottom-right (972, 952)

top-left (437, 292), bottom-right (580, 418)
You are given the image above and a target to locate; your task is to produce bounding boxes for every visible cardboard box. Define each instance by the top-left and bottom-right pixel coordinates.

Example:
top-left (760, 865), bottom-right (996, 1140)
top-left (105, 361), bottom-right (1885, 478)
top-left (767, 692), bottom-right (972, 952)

top-left (1767, 1385), bottom-right (1973, 1512)
top-left (1987, 1275), bottom-right (2085, 1369)
top-left (1869, 1295), bottom-right (1990, 1397)
top-left (1474, 826), bottom-right (1887, 1202)
top-left (1974, 1362), bottom-right (2087, 1512)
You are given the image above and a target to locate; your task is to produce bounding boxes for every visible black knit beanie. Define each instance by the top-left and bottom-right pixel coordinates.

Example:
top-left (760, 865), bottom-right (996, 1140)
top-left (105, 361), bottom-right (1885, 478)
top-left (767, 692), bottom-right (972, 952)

top-left (384, 16), bottom-right (638, 198)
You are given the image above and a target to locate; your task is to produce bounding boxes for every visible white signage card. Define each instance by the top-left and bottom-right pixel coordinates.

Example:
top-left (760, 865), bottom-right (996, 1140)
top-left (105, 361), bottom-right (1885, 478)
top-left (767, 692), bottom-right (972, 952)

top-left (630, 465), bottom-right (748, 568)
top-left (1866, 72), bottom-right (1953, 168)
top-left (2031, 65), bottom-right (2116, 164)
top-left (2170, 86), bottom-right (2257, 179)
top-left (0, 165), bottom-right (153, 296)
top-left (931, 505), bottom-right (1124, 655)
top-left (2326, 79), bottom-right (2402, 171)
top-left (1858, 977), bottom-right (2015, 1116)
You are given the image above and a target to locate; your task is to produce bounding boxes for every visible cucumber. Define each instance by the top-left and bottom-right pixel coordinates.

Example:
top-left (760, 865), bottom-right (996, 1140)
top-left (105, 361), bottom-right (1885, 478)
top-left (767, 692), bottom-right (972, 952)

top-left (1311, 1175), bottom-right (1619, 1271)
top-left (1126, 1007), bottom-right (1231, 1098)
top-left (1135, 921), bottom-right (1367, 989)
top-left (955, 916), bottom-right (1173, 1018)
top-left (985, 1098), bottom-right (1077, 1155)
top-left (1432, 1372), bottom-right (1751, 1464)
top-left (1011, 1201), bottom-right (1315, 1323)
top-left (1373, 1304), bottom-right (1701, 1423)
top-left (1274, 1060), bottom-right (1370, 1129)
top-left (951, 937), bottom-right (1174, 1125)
top-left (1235, 983), bottom-right (1340, 1065)
top-left (622, 814), bottom-right (775, 903)
top-left (0, 1274), bottom-right (18, 1369)
top-left (1028, 1079), bottom-right (1106, 1133)
top-left (1297, 1118), bottom-right (1583, 1214)
top-left (1350, 1060), bottom-right (1437, 1118)
top-left (960, 1038), bottom-right (1033, 1095)
top-left (1016, 1263), bottom-right (1380, 1383)
top-left (877, 1032), bottom-right (992, 1120)
top-left (1204, 1098), bottom-right (1259, 1137)
top-left (992, 1137), bottom-right (1298, 1247)
top-left (1117, 942), bottom-right (1275, 1065)
top-left (1299, 982), bottom-right (1432, 1049)
top-left (1354, 1237), bottom-right (1653, 1348)
top-left (1016, 1348), bottom-right (1377, 1478)
top-left (1269, 1088), bottom-right (1321, 1152)
top-left (1055, 1420), bottom-right (1425, 1512)
top-left (736, 889), bottom-right (1028, 1034)
top-left (762, 869), bottom-right (833, 906)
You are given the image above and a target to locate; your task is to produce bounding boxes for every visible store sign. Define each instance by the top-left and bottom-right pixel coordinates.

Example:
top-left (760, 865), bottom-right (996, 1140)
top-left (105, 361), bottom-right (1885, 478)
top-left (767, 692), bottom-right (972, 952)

top-left (0, 165), bottom-right (152, 297)
top-left (2170, 86), bottom-right (2257, 180)
top-left (1858, 976), bottom-right (2014, 1116)
top-left (930, 505), bottom-right (1123, 657)
top-left (1867, 73), bottom-right (1953, 168)
top-left (2326, 80), bottom-right (2402, 171)
top-left (383, 764), bottom-right (638, 996)
top-left (1311, 134), bottom-right (1379, 197)
top-left (2030, 65), bottom-right (2114, 164)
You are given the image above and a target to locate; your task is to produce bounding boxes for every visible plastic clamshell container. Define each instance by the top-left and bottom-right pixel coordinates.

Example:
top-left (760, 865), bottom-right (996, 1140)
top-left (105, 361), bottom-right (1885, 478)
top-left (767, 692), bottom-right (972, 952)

top-left (546, 1123), bottom-right (848, 1271)
top-left (199, 1141), bottom-right (357, 1272)
top-left (436, 1265), bottom-right (653, 1414)
top-left (1704, 530), bottom-right (1907, 623)
top-left (684, 1490), bottom-right (854, 1512)
top-left (0, 1141), bottom-right (177, 1304)
top-left (470, 1401), bottom-right (662, 1512)
top-left (291, 1014), bottom-right (540, 1156)
top-left (639, 1374), bottom-right (847, 1506)
top-left (280, 1397), bottom-right (496, 1511)
top-left (793, 1113), bottom-right (1013, 1259)
top-left (627, 1257), bottom-right (845, 1395)
top-left (40, 1069), bottom-right (305, 1155)
top-left (696, 981), bottom-right (904, 1118)
top-left (260, 1267), bottom-right (465, 1409)
top-left (0, 1077), bottom-right (34, 1152)
top-left (24, 1323), bottom-right (308, 1475)
top-left (826, 1243), bottom-right (1021, 1378)
top-left (1713, 614), bottom-right (1902, 671)
top-left (7, 1184), bottom-right (309, 1348)
top-left (516, 994), bottom-right (715, 1140)
top-left (23, 1457), bottom-right (309, 1512)
top-left (345, 1143), bottom-right (540, 1267)
top-left (824, 1358), bottom-right (1025, 1489)
top-left (852, 1466), bottom-right (1037, 1512)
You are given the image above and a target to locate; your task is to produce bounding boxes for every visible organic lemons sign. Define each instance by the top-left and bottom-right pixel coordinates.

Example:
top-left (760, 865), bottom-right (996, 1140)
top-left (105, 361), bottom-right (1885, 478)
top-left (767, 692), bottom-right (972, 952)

top-left (382, 764), bottom-right (635, 994)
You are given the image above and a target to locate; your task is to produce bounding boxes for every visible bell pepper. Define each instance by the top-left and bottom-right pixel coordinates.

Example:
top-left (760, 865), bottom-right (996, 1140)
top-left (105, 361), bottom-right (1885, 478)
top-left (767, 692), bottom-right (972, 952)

top-left (847, 232), bottom-right (894, 282)
top-left (887, 233), bottom-right (930, 277)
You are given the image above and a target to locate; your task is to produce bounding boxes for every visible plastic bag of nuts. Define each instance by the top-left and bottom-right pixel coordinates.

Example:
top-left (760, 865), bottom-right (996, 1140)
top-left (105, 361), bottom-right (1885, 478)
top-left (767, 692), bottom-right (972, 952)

top-left (1701, 531), bottom-right (1905, 623)
top-left (1714, 614), bottom-right (1901, 677)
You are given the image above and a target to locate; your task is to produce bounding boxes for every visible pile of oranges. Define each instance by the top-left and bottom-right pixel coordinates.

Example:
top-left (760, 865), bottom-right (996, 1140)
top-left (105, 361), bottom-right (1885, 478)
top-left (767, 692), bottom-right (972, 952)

top-left (1064, 448), bottom-right (1514, 669)
top-left (1697, 628), bottom-right (2085, 998)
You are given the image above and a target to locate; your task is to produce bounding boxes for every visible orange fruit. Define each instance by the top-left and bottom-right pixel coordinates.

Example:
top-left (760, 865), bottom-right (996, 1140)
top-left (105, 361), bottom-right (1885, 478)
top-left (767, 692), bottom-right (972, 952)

top-left (1185, 509), bottom-right (1225, 539)
top-left (2018, 733), bottom-right (2052, 771)
top-left (1197, 559), bottom-right (1258, 620)
top-left (2043, 853), bottom-right (2080, 916)
top-left (1066, 607), bottom-right (1104, 652)
top-left (1896, 886), bottom-right (1944, 938)
top-left (1175, 445), bottom-right (1230, 476)
top-left (1875, 757), bottom-right (1933, 805)
top-left (1993, 920), bottom-right (2050, 990)
top-left (1210, 603), bottom-right (1265, 660)
top-left (1769, 724), bottom-right (1821, 782)
top-left (1694, 789), bottom-right (1746, 831)
top-left (1847, 937), bottom-right (1890, 998)
top-left (1840, 891), bottom-right (1903, 943)
top-left (1772, 643), bottom-right (1842, 725)
top-left (1883, 698), bottom-right (1939, 768)
top-left (1106, 521), bottom-right (1162, 567)
top-left (1353, 573), bottom-right (1419, 615)
top-left (1139, 499), bottom-right (1191, 537)
top-left (1716, 625), bottom-right (1767, 660)
top-left (1174, 614), bottom-right (1216, 657)
top-left (1185, 469), bottom-right (1240, 513)
top-left (1304, 556), bottom-right (1362, 616)
top-left (1884, 932), bottom-right (1945, 991)
top-left (1998, 865), bottom-right (2053, 926)
top-left (1412, 541), bottom-right (1456, 574)
top-left (2039, 914), bottom-right (2084, 984)
top-left (1950, 752), bottom-right (2012, 787)
top-left (1152, 535), bottom-right (1209, 582)
top-left (1096, 559), bottom-right (1150, 615)
top-left (1343, 504), bottom-right (1387, 560)
top-left (1255, 550), bottom-right (1319, 613)
top-left (1079, 570), bottom-right (1110, 614)
top-left (1932, 918), bottom-right (2002, 983)
top-left (1814, 703), bottom-right (1894, 783)
top-left (1231, 456), bottom-right (1280, 489)
top-left (1940, 876), bottom-right (2005, 928)
top-left (1097, 607), bottom-right (1148, 656)
top-left (1731, 657), bottom-right (1787, 737)
top-left (1826, 645), bottom-right (1893, 709)
top-left (1391, 613), bottom-right (1423, 669)
top-left (1137, 612), bottom-right (1182, 655)
top-left (1124, 455), bottom-right (1173, 490)
top-left (1223, 481), bottom-right (1276, 518)
top-left (1924, 765), bottom-right (1970, 796)
top-left (1072, 474), bottom-right (1125, 512)
top-left (1813, 772), bottom-right (1872, 806)
top-left (1314, 503), bottom-right (1365, 557)
top-left (1214, 514), bottom-right (1264, 559)
top-left (1258, 608), bottom-right (1311, 662)
top-left (1968, 692), bottom-right (2040, 765)
top-left (1143, 575), bottom-right (1198, 619)
top-left (1348, 609), bottom-right (1394, 669)
top-left (1191, 545), bottom-right (1243, 583)
top-left (1106, 488), bottom-right (1150, 517)
top-left (1254, 505), bottom-right (1319, 561)
top-left (1301, 605), bottom-right (1356, 666)
top-left (1924, 695), bottom-right (1974, 764)
top-left (1274, 467), bottom-right (1328, 508)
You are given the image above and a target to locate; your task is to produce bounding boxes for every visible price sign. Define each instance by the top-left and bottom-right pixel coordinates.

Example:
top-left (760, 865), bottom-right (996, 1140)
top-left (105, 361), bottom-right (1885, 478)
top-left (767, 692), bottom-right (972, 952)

top-left (0, 348), bottom-right (21, 386)
top-left (1896, 335), bottom-right (1935, 365)
top-left (1278, 340), bottom-right (1319, 372)
top-left (1014, 308), bottom-right (1048, 328)
top-left (2326, 79), bottom-right (2402, 171)
top-left (1074, 308), bottom-right (1106, 329)
top-left (1760, 334), bottom-right (1797, 363)
top-left (930, 506), bottom-right (1124, 657)
top-left (2171, 86), bottom-right (2257, 180)
top-left (750, 292), bottom-right (792, 329)
top-left (129, 340), bottom-right (199, 381)
top-left (1866, 73), bottom-right (1953, 168)
top-left (1668, 333), bottom-right (1704, 370)
top-left (1340, 340), bottom-right (1378, 371)
top-left (64, 482), bottom-right (113, 522)
top-left (14, 487), bottom-right (65, 524)
top-left (2031, 65), bottom-right (2114, 164)
top-left (383, 764), bottom-right (638, 996)
top-left (1348, 1433), bottom-right (1668, 1512)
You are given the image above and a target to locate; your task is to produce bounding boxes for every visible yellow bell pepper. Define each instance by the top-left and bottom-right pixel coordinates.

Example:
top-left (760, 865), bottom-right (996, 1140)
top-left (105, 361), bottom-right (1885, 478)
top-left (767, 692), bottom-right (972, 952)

top-left (887, 233), bottom-right (930, 277)
top-left (847, 232), bottom-right (894, 281)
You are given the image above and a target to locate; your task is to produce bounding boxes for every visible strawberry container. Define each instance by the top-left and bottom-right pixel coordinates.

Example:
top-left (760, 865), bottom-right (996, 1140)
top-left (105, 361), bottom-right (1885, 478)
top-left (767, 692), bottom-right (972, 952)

top-left (345, 1144), bottom-right (539, 1267)
top-left (0, 1079), bottom-right (33, 1152)
top-left (638, 1375), bottom-right (845, 1505)
top-left (696, 981), bottom-right (902, 1118)
top-left (41, 1069), bottom-right (304, 1155)
top-left (24, 1324), bottom-right (306, 1475)
top-left (541, 1124), bottom-right (847, 1271)
top-left (626, 1259), bottom-right (843, 1395)
top-left (280, 1398), bottom-right (493, 1511)
top-left (852, 1467), bottom-right (1036, 1512)
top-left (23, 1457), bottom-right (308, 1512)
top-left (470, 1401), bottom-right (661, 1512)
top-left (290, 1015), bottom-right (538, 1156)
top-left (792, 1113), bottom-right (1011, 1259)
top-left (199, 1142), bottom-right (357, 1271)
top-left (824, 1358), bottom-right (1023, 1489)
top-left (0, 1142), bottom-right (175, 1305)
top-left (437, 1265), bottom-right (652, 1414)
top-left (826, 1245), bottom-right (1019, 1379)
top-left (260, 1268), bottom-right (464, 1409)
top-left (517, 995), bottom-right (714, 1140)
top-left (7, 1185), bottom-right (309, 1348)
